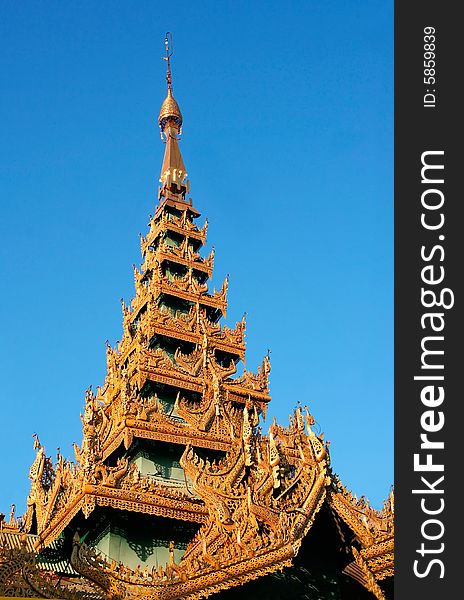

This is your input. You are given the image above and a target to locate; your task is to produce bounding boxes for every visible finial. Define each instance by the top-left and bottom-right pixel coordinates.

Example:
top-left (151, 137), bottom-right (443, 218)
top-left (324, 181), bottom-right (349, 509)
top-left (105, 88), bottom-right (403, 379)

top-left (158, 32), bottom-right (183, 135)
top-left (163, 32), bottom-right (173, 92)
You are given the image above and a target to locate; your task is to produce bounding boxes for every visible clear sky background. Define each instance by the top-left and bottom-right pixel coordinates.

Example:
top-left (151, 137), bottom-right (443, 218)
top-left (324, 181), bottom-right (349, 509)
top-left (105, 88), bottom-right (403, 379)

top-left (0, 1), bottom-right (392, 515)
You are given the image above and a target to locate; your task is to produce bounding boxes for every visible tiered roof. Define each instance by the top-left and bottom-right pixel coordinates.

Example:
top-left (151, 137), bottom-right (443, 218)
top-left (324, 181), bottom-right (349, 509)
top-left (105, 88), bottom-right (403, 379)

top-left (0, 36), bottom-right (394, 600)
top-left (21, 42), bottom-right (271, 554)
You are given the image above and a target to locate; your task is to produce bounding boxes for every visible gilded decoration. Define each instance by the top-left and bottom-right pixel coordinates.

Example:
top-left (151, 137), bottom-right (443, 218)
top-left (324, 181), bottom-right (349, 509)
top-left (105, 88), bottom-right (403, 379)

top-left (1, 35), bottom-right (393, 600)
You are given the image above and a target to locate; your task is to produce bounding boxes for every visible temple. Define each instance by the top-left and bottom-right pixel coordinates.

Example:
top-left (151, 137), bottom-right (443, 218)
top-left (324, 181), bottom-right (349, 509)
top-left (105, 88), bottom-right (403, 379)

top-left (0, 35), bottom-right (394, 600)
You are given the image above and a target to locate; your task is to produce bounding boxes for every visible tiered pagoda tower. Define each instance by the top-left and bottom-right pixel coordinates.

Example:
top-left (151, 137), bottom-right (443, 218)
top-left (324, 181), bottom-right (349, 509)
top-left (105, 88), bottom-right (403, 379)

top-left (1, 36), bottom-right (394, 600)
top-left (23, 42), bottom-right (271, 569)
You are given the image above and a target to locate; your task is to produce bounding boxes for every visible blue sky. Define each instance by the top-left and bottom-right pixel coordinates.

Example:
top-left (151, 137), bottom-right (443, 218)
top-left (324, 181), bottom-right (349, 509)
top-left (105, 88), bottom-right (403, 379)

top-left (0, 0), bottom-right (392, 514)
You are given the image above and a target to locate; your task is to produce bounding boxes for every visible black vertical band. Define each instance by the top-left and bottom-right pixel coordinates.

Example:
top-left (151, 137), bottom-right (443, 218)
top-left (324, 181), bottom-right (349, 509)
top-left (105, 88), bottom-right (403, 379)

top-left (395, 3), bottom-right (461, 597)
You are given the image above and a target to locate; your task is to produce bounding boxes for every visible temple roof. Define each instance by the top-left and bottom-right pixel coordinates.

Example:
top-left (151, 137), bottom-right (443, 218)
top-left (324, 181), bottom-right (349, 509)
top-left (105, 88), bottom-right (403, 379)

top-left (3, 33), bottom-right (394, 600)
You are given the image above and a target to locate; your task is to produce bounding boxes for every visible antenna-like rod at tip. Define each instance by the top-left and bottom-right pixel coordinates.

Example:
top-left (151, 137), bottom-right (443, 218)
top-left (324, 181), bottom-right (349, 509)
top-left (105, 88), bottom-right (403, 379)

top-left (163, 31), bottom-right (173, 91)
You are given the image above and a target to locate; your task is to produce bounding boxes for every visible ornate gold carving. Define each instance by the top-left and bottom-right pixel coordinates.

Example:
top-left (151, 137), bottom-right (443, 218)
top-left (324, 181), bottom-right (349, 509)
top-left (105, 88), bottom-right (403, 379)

top-left (42, 408), bottom-right (330, 600)
top-left (330, 482), bottom-right (394, 595)
top-left (13, 60), bottom-right (394, 600)
top-left (352, 547), bottom-right (387, 600)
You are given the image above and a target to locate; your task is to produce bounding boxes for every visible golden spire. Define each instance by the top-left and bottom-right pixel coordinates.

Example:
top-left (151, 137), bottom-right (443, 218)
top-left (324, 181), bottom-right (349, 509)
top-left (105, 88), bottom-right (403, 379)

top-left (158, 32), bottom-right (183, 135)
top-left (158, 32), bottom-right (188, 193)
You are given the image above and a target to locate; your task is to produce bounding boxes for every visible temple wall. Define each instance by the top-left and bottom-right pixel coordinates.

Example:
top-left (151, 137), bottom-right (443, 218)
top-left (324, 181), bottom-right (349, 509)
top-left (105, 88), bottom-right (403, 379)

top-left (95, 529), bottom-right (184, 570)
